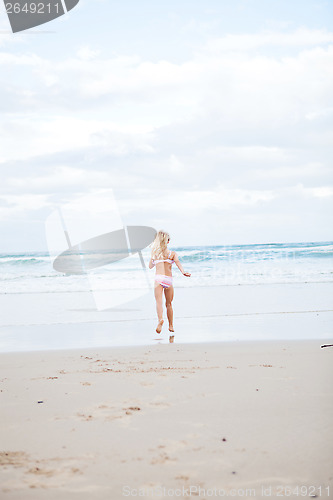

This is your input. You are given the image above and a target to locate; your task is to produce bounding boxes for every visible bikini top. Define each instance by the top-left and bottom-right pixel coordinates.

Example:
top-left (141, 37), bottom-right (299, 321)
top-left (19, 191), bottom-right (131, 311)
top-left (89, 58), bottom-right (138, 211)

top-left (152, 250), bottom-right (175, 265)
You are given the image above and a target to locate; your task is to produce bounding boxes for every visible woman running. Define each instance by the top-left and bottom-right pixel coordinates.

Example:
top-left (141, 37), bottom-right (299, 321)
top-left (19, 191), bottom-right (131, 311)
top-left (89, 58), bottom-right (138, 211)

top-left (149, 230), bottom-right (191, 336)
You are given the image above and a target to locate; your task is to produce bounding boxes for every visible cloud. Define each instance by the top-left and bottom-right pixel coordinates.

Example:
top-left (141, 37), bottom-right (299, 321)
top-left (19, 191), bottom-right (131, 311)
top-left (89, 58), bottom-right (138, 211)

top-left (0, 36), bottom-right (332, 163)
top-left (0, 193), bottom-right (52, 221)
top-left (200, 28), bottom-right (333, 53)
top-left (0, 28), bottom-right (332, 115)
top-left (0, 28), bottom-right (332, 245)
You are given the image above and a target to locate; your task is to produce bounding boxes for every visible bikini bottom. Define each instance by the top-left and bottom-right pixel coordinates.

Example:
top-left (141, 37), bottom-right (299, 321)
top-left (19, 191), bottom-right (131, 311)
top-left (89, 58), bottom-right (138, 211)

top-left (155, 274), bottom-right (173, 289)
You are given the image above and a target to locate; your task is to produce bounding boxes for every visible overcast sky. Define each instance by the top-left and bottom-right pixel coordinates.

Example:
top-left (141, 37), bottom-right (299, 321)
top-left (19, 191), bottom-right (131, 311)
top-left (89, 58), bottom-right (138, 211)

top-left (0, 0), bottom-right (332, 252)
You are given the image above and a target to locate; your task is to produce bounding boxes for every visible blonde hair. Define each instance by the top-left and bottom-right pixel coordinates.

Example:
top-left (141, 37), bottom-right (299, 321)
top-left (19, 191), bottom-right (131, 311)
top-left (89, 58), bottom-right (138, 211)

top-left (150, 230), bottom-right (170, 260)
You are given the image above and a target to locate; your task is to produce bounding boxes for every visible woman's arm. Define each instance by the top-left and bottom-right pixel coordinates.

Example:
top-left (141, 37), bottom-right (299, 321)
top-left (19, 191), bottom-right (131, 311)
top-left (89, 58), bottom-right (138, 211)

top-left (148, 255), bottom-right (155, 269)
top-left (173, 252), bottom-right (191, 277)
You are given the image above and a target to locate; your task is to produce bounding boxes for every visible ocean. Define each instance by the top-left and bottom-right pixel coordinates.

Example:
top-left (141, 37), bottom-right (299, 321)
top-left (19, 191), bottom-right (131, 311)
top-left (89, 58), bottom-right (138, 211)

top-left (1, 241), bottom-right (332, 295)
top-left (0, 241), bottom-right (332, 351)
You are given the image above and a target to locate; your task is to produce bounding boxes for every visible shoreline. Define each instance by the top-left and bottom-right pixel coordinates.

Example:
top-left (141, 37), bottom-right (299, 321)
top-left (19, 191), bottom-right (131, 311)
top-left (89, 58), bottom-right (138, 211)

top-left (0, 281), bottom-right (332, 353)
top-left (0, 336), bottom-right (332, 356)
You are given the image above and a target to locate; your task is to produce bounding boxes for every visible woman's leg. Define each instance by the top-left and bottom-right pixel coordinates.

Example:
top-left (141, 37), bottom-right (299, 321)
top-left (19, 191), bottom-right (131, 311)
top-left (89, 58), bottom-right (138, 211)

top-left (164, 285), bottom-right (174, 331)
top-left (154, 283), bottom-right (164, 333)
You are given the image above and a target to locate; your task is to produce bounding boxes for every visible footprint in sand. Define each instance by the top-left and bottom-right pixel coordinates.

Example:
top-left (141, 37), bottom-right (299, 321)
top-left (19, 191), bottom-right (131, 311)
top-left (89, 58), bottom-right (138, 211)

top-left (123, 406), bottom-right (141, 415)
top-left (0, 451), bottom-right (29, 467)
top-left (0, 451), bottom-right (83, 487)
top-left (148, 400), bottom-right (170, 410)
top-left (249, 364), bottom-right (274, 368)
top-left (175, 475), bottom-right (190, 481)
top-left (27, 466), bottom-right (56, 477)
top-left (74, 404), bottom-right (142, 422)
top-left (76, 413), bottom-right (94, 421)
top-left (150, 451), bottom-right (177, 465)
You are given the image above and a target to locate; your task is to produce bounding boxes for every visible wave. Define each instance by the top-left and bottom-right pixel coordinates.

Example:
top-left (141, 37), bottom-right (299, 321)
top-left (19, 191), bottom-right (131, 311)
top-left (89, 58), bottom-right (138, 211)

top-left (0, 255), bottom-right (50, 265)
top-left (175, 242), bottom-right (333, 262)
top-left (0, 241), bottom-right (332, 292)
top-left (1, 241), bottom-right (332, 264)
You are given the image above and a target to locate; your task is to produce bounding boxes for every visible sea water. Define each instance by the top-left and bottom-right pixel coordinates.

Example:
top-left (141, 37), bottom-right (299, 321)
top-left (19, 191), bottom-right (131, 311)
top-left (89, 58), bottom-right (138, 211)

top-left (1, 241), bottom-right (332, 295)
top-left (0, 241), bottom-right (332, 351)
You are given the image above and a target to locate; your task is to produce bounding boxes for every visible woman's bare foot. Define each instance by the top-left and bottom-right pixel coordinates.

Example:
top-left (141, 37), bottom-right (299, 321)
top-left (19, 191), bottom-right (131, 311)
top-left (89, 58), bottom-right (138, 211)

top-left (169, 325), bottom-right (174, 332)
top-left (169, 335), bottom-right (174, 343)
top-left (156, 319), bottom-right (164, 334)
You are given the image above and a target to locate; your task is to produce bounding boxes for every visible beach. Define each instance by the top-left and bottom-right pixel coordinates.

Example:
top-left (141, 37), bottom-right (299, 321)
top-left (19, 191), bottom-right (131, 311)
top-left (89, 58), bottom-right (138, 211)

top-left (0, 339), bottom-right (332, 499)
top-left (0, 242), bottom-right (332, 498)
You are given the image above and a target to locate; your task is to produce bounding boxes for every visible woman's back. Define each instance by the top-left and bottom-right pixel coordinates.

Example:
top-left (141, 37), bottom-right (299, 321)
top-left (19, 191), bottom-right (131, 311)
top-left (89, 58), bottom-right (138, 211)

top-left (152, 250), bottom-right (175, 276)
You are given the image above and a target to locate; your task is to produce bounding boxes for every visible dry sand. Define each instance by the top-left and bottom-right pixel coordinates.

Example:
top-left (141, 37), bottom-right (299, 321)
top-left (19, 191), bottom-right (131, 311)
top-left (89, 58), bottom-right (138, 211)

top-left (0, 340), bottom-right (332, 499)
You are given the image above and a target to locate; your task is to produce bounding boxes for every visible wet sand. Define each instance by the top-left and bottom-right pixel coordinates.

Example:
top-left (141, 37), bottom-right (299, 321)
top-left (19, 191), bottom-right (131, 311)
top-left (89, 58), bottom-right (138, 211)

top-left (1, 282), bottom-right (332, 352)
top-left (0, 340), bottom-right (332, 499)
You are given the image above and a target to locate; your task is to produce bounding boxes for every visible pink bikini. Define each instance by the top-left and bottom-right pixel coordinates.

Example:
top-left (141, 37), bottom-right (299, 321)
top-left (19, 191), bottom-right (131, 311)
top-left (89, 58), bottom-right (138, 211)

top-left (152, 251), bottom-right (175, 289)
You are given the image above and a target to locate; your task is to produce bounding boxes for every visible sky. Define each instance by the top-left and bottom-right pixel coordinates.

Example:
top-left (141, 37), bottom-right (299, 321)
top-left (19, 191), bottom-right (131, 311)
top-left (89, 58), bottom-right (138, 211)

top-left (0, 0), bottom-right (332, 252)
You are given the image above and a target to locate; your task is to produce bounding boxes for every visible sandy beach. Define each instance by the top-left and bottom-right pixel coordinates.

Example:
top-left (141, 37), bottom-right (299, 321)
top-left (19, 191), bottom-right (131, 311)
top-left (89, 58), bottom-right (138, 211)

top-left (0, 339), bottom-right (332, 499)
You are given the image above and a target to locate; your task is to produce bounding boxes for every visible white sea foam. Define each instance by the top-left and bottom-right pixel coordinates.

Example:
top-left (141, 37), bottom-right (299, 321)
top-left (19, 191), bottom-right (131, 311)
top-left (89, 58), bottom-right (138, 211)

top-left (0, 241), bottom-right (332, 295)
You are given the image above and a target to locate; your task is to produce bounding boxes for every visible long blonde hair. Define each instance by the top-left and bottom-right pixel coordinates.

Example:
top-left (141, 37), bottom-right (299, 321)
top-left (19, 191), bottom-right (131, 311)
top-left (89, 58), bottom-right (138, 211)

top-left (150, 230), bottom-right (170, 260)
